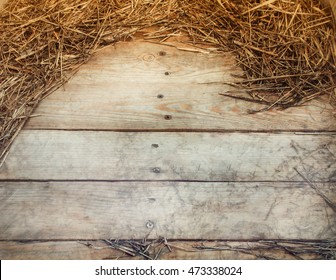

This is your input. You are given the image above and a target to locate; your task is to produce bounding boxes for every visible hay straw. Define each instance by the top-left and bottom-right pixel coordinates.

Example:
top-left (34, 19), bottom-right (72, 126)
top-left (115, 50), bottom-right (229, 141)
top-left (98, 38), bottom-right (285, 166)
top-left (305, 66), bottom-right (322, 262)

top-left (194, 239), bottom-right (336, 260)
top-left (82, 238), bottom-right (336, 260)
top-left (1, 0), bottom-right (335, 158)
top-left (177, 0), bottom-right (336, 111)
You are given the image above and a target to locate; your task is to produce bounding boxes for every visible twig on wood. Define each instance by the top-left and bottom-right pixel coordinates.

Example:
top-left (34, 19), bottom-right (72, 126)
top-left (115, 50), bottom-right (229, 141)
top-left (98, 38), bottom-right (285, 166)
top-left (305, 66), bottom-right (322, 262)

top-left (294, 167), bottom-right (336, 213)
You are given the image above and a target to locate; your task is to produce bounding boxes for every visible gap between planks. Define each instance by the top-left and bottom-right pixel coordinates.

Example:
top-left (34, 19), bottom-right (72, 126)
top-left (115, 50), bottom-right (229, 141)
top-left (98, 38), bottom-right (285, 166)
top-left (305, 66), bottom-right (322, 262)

top-left (22, 128), bottom-right (336, 134)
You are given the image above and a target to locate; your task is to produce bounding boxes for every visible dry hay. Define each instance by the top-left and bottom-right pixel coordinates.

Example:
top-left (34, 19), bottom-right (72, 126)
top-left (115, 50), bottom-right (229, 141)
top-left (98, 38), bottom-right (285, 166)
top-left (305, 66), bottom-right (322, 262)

top-left (79, 238), bottom-right (336, 260)
top-left (0, 0), bottom-right (335, 158)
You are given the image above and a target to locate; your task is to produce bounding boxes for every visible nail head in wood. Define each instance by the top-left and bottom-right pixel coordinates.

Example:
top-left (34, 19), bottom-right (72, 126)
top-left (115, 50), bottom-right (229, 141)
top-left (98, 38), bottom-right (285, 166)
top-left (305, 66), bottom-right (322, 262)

top-left (152, 167), bottom-right (161, 173)
top-left (146, 221), bottom-right (154, 229)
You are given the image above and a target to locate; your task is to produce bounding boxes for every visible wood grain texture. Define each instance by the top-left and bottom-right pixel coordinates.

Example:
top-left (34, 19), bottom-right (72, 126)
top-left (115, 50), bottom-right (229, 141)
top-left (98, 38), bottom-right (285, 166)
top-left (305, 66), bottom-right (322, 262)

top-left (25, 41), bottom-right (336, 131)
top-left (1, 131), bottom-right (335, 181)
top-left (0, 241), bottom-right (140, 260)
top-left (0, 240), bottom-right (325, 260)
top-left (0, 181), bottom-right (335, 240)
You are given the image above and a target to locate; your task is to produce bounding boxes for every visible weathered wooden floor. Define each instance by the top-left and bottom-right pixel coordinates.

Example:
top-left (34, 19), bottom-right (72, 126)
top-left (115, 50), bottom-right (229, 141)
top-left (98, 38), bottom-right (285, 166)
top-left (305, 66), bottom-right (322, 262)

top-left (0, 36), bottom-right (335, 259)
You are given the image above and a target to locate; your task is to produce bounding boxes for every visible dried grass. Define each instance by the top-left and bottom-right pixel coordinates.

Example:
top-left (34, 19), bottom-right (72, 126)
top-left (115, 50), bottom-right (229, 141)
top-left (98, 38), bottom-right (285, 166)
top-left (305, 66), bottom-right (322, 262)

top-left (193, 239), bottom-right (336, 260)
top-left (1, 0), bottom-right (335, 157)
top-left (80, 238), bottom-right (336, 260)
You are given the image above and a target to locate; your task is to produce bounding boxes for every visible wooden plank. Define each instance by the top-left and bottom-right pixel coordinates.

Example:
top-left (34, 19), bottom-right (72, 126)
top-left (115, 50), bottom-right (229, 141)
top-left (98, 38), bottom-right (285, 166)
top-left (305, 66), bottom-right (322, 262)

top-left (0, 181), bottom-right (335, 240)
top-left (0, 240), bottom-right (327, 260)
top-left (0, 241), bottom-right (137, 260)
top-left (25, 41), bottom-right (336, 131)
top-left (67, 41), bottom-right (240, 84)
top-left (0, 131), bottom-right (335, 181)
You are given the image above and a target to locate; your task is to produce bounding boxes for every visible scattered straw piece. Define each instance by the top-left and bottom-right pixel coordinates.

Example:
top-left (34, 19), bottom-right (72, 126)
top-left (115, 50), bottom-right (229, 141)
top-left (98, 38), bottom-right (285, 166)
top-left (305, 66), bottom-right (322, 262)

top-left (81, 238), bottom-right (336, 260)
